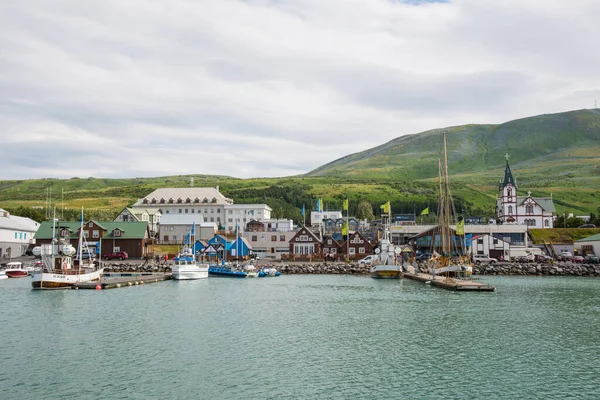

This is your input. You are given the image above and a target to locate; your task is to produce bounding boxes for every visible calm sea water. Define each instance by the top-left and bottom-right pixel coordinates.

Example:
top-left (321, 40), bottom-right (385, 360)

top-left (1, 275), bottom-right (599, 399)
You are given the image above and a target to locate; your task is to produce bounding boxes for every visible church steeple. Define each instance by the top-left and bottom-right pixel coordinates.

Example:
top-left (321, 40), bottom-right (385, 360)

top-left (501, 153), bottom-right (517, 189)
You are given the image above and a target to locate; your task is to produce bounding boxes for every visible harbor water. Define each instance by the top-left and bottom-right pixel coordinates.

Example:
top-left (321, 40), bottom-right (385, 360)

top-left (1, 275), bottom-right (599, 399)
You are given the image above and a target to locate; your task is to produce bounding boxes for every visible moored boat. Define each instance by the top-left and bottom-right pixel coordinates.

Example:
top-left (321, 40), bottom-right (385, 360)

top-left (370, 203), bottom-right (402, 279)
top-left (208, 265), bottom-right (248, 278)
top-left (31, 209), bottom-right (104, 290)
top-left (258, 266), bottom-right (281, 277)
top-left (172, 248), bottom-right (209, 280)
top-left (5, 261), bottom-right (28, 278)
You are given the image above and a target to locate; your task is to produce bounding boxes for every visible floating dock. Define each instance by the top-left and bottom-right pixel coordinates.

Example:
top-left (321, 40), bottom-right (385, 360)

top-left (403, 272), bottom-right (495, 292)
top-left (72, 273), bottom-right (172, 290)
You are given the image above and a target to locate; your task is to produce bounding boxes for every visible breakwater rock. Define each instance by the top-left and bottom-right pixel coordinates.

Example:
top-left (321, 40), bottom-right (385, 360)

top-left (462, 262), bottom-right (600, 276)
top-left (102, 262), bottom-right (172, 273)
top-left (279, 262), bottom-right (370, 275)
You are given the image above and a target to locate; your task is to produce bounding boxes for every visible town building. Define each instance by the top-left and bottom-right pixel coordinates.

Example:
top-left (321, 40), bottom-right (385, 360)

top-left (288, 226), bottom-right (322, 260)
top-left (0, 208), bottom-right (39, 259)
top-left (310, 210), bottom-right (342, 226)
top-left (131, 187), bottom-right (272, 233)
top-left (340, 231), bottom-right (374, 260)
top-left (34, 220), bottom-right (150, 258)
top-left (471, 234), bottom-right (510, 260)
top-left (321, 235), bottom-right (342, 260)
top-left (574, 233), bottom-right (600, 256)
top-left (495, 155), bottom-right (555, 228)
top-left (158, 214), bottom-right (217, 243)
top-left (114, 207), bottom-right (162, 237)
top-left (243, 231), bottom-right (296, 260)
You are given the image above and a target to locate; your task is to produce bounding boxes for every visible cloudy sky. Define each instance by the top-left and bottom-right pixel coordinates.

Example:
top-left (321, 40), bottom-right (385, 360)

top-left (1, 0), bottom-right (599, 180)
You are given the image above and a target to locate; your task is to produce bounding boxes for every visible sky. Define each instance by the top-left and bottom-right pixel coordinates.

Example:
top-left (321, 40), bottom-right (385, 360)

top-left (1, 0), bottom-right (599, 180)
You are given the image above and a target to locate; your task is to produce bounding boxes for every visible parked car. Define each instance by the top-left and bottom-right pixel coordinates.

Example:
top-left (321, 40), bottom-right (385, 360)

top-left (584, 255), bottom-right (600, 264)
top-left (560, 251), bottom-right (573, 259)
top-left (104, 251), bottom-right (129, 261)
top-left (472, 254), bottom-right (498, 264)
top-left (516, 254), bottom-right (535, 263)
top-left (358, 255), bottom-right (377, 266)
top-left (572, 255), bottom-right (585, 263)
top-left (535, 254), bottom-right (553, 263)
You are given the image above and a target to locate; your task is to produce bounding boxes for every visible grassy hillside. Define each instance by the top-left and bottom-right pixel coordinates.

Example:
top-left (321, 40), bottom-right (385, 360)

top-left (1, 109), bottom-right (599, 222)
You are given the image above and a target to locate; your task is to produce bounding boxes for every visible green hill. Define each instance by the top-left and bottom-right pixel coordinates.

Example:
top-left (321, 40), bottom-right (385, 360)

top-left (1, 109), bottom-right (599, 222)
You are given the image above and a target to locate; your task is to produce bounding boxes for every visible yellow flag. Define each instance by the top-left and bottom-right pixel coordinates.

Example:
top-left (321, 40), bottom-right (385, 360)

top-left (420, 207), bottom-right (429, 216)
top-left (342, 221), bottom-right (348, 235)
top-left (456, 219), bottom-right (465, 235)
top-left (380, 201), bottom-right (390, 214)
top-left (343, 198), bottom-right (348, 211)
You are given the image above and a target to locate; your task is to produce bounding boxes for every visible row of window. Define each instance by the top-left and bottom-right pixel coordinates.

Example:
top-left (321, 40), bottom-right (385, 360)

top-left (14, 232), bottom-right (27, 240)
top-left (323, 247), bottom-right (365, 254)
top-left (143, 197), bottom-right (218, 204)
top-left (251, 235), bottom-right (287, 242)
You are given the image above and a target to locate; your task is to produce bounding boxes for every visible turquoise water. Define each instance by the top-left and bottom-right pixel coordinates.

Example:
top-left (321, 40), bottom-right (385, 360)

top-left (1, 275), bottom-right (599, 399)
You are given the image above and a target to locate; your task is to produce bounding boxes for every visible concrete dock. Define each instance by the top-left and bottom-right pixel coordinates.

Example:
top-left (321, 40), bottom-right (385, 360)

top-left (404, 272), bottom-right (495, 292)
top-left (72, 273), bottom-right (172, 290)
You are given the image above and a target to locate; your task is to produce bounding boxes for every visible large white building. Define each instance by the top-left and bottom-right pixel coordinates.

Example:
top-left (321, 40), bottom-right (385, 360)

top-left (0, 208), bottom-right (40, 258)
top-left (131, 187), bottom-right (271, 233)
top-left (495, 156), bottom-right (555, 228)
top-left (158, 214), bottom-right (217, 243)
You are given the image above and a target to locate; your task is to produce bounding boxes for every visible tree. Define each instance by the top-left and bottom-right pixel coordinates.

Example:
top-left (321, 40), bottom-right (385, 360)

top-left (356, 200), bottom-right (374, 220)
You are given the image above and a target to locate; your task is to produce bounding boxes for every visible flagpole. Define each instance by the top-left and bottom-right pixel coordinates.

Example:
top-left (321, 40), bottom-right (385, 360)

top-left (346, 200), bottom-right (349, 262)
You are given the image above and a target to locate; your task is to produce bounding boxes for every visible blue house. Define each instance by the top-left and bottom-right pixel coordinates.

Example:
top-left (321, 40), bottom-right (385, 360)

top-left (192, 240), bottom-right (208, 255)
top-left (229, 237), bottom-right (252, 259)
top-left (208, 235), bottom-right (229, 247)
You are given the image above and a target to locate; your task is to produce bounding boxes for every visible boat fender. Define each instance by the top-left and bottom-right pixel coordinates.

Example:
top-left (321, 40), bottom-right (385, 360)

top-left (95, 285), bottom-right (102, 290)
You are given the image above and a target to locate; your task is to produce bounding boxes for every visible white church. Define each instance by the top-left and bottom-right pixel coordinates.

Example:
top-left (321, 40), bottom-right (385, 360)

top-left (495, 154), bottom-right (555, 228)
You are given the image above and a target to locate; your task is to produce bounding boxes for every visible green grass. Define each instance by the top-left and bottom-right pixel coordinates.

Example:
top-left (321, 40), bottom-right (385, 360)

top-left (529, 228), bottom-right (600, 245)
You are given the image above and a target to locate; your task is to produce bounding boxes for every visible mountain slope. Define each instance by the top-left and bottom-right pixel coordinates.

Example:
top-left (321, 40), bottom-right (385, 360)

top-left (306, 109), bottom-right (600, 182)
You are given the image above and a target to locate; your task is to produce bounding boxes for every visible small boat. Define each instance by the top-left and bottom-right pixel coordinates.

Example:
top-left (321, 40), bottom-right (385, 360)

top-left (31, 208), bottom-right (104, 290)
top-left (258, 266), bottom-right (281, 277)
top-left (0, 270), bottom-right (7, 280)
top-left (244, 264), bottom-right (258, 278)
top-left (5, 261), bottom-right (29, 278)
top-left (208, 265), bottom-right (248, 278)
top-left (172, 247), bottom-right (208, 280)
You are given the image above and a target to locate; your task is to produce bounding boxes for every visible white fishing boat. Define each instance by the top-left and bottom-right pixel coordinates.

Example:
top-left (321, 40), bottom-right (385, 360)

top-left (370, 205), bottom-right (402, 279)
top-left (31, 209), bottom-right (104, 290)
top-left (244, 264), bottom-right (258, 278)
top-left (5, 261), bottom-right (28, 278)
top-left (171, 222), bottom-right (208, 280)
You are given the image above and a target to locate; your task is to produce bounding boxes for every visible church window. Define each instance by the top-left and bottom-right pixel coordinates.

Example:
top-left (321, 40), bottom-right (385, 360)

top-left (507, 188), bottom-right (512, 197)
top-left (544, 219), bottom-right (550, 227)
top-left (508, 206), bottom-right (513, 214)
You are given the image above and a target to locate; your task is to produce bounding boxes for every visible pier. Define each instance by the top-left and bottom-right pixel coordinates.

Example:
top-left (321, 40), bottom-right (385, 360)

top-left (403, 272), bottom-right (495, 292)
top-left (72, 273), bottom-right (172, 290)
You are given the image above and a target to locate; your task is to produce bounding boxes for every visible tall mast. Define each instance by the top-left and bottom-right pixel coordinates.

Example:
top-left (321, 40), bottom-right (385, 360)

top-left (442, 131), bottom-right (452, 254)
top-left (437, 159), bottom-right (445, 253)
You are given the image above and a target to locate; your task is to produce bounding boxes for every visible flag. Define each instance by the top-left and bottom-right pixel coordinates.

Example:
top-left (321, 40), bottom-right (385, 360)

top-left (301, 204), bottom-right (305, 216)
top-left (319, 198), bottom-right (323, 213)
top-left (343, 198), bottom-right (348, 211)
top-left (315, 199), bottom-right (321, 212)
top-left (456, 219), bottom-right (465, 235)
top-left (380, 201), bottom-right (390, 214)
top-left (465, 234), bottom-right (472, 247)
top-left (191, 221), bottom-right (196, 236)
top-left (420, 207), bottom-right (429, 216)
top-left (342, 221), bottom-right (348, 235)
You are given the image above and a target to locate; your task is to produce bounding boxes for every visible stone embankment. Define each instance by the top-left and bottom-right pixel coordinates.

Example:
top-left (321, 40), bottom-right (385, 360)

top-left (466, 262), bottom-right (600, 276)
top-left (278, 262), bottom-right (370, 275)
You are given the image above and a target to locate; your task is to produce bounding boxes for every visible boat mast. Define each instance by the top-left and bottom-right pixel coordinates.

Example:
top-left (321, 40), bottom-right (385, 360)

top-left (78, 207), bottom-right (84, 274)
top-left (442, 131), bottom-right (452, 254)
top-left (437, 159), bottom-right (445, 254)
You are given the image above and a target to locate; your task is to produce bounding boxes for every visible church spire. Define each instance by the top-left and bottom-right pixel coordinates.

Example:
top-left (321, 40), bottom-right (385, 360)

top-left (501, 153), bottom-right (517, 189)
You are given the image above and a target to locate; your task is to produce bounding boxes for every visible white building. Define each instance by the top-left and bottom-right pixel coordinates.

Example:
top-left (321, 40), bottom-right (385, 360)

top-left (242, 231), bottom-right (296, 260)
top-left (131, 187), bottom-right (272, 233)
top-left (262, 219), bottom-right (294, 232)
top-left (310, 210), bottom-right (343, 226)
top-left (159, 214), bottom-right (217, 243)
top-left (471, 234), bottom-right (510, 260)
top-left (224, 204), bottom-right (272, 233)
top-left (0, 208), bottom-right (40, 258)
top-left (496, 155), bottom-right (555, 228)
top-left (114, 207), bottom-right (162, 237)
top-left (574, 233), bottom-right (600, 256)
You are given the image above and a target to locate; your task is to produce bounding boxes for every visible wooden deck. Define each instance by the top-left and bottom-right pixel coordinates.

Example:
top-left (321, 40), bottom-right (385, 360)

top-left (403, 272), bottom-right (495, 292)
top-left (72, 273), bottom-right (172, 290)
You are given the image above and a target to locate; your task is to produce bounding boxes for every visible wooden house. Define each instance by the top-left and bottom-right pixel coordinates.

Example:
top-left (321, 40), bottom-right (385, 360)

top-left (288, 226), bottom-right (322, 260)
top-left (340, 231), bottom-right (373, 260)
top-left (321, 235), bottom-right (342, 261)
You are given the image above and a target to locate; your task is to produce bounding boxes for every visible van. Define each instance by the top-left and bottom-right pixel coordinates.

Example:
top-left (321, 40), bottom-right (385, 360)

top-left (358, 255), bottom-right (377, 265)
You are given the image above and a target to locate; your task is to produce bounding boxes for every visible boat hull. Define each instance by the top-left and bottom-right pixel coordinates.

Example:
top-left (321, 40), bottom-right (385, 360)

top-left (172, 267), bottom-right (209, 280)
top-left (432, 265), bottom-right (472, 276)
top-left (31, 268), bottom-right (104, 290)
top-left (208, 267), bottom-right (248, 278)
top-left (6, 270), bottom-right (28, 278)
top-left (370, 265), bottom-right (402, 279)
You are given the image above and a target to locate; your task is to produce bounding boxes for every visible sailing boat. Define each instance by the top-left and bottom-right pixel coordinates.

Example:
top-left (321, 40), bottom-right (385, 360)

top-left (428, 132), bottom-right (472, 277)
top-left (370, 201), bottom-right (402, 279)
top-left (31, 209), bottom-right (104, 290)
top-left (172, 222), bottom-right (209, 280)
